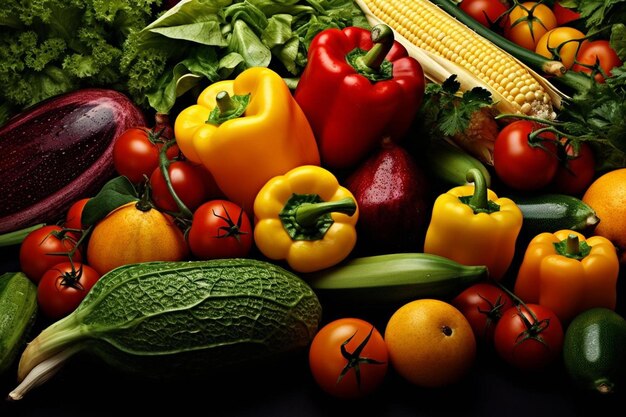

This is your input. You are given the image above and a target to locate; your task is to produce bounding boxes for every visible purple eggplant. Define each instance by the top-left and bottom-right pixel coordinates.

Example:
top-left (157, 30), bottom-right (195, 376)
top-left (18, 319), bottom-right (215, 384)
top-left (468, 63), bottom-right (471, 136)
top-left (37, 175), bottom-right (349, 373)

top-left (0, 89), bottom-right (146, 234)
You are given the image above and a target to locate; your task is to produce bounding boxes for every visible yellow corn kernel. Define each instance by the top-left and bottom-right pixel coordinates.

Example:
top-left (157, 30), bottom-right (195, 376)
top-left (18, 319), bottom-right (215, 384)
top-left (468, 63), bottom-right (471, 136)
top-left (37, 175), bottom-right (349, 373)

top-left (357, 0), bottom-right (555, 118)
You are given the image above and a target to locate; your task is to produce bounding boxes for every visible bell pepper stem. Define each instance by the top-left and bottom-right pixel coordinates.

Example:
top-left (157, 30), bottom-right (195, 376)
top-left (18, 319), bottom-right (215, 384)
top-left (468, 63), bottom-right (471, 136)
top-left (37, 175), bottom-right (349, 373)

top-left (466, 168), bottom-right (489, 212)
top-left (566, 234), bottom-right (580, 256)
top-left (294, 198), bottom-right (357, 228)
top-left (215, 91), bottom-right (238, 117)
top-left (354, 24), bottom-right (394, 73)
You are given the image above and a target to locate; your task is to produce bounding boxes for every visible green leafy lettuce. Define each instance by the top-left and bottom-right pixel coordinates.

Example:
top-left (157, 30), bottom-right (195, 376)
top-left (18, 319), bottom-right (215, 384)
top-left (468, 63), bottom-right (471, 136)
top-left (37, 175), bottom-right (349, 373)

top-left (119, 0), bottom-right (369, 114)
top-left (0, 0), bottom-right (163, 126)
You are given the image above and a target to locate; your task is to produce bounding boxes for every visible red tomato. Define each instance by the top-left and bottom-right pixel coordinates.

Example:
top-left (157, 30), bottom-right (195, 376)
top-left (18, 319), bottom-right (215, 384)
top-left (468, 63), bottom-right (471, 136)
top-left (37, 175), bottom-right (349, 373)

top-left (551, 141), bottom-right (596, 196)
top-left (309, 318), bottom-right (388, 399)
top-left (503, 2), bottom-right (558, 50)
top-left (451, 282), bottom-right (515, 347)
top-left (572, 40), bottom-right (622, 83)
top-left (494, 303), bottom-right (564, 371)
top-left (493, 120), bottom-right (559, 191)
top-left (552, 1), bottom-right (581, 26)
top-left (459, 0), bottom-right (507, 28)
top-left (37, 262), bottom-right (101, 320)
top-left (150, 160), bottom-right (208, 213)
top-left (64, 198), bottom-right (90, 230)
top-left (187, 200), bottom-right (253, 259)
top-left (113, 127), bottom-right (180, 184)
top-left (19, 225), bottom-right (83, 284)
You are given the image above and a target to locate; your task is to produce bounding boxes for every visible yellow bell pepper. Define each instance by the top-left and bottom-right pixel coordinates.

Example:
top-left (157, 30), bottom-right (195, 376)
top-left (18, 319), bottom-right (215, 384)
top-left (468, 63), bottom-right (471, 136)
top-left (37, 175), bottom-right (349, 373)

top-left (513, 230), bottom-right (619, 323)
top-left (174, 67), bottom-right (320, 213)
top-left (423, 168), bottom-right (523, 280)
top-left (253, 165), bottom-right (359, 273)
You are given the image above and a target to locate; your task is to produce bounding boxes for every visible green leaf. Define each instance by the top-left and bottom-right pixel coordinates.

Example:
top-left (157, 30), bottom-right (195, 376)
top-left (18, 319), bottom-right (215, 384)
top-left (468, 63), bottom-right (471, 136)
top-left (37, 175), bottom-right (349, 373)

top-left (228, 19), bottom-right (272, 68)
top-left (81, 176), bottom-right (139, 227)
top-left (148, 21), bottom-right (228, 46)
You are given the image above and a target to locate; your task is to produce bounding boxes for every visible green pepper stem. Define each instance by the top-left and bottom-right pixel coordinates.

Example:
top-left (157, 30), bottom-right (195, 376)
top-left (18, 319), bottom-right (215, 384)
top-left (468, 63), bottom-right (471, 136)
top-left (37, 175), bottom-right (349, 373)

top-left (215, 91), bottom-right (238, 118)
top-left (354, 24), bottom-right (394, 73)
top-left (294, 198), bottom-right (356, 228)
top-left (565, 234), bottom-right (580, 256)
top-left (466, 168), bottom-right (489, 212)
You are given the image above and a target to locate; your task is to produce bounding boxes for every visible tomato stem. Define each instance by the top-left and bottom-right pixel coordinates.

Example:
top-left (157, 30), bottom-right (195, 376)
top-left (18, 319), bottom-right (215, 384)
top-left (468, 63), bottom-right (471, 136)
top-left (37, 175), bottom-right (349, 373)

top-left (157, 140), bottom-right (193, 220)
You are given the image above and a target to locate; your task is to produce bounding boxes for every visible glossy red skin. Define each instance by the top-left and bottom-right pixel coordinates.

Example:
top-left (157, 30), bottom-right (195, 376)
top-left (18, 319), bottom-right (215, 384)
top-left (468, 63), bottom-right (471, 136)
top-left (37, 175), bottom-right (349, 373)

top-left (19, 225), bottom-right (83, 284)
top-left (572, 40), bottom-right (623, 83)
top-left (451, 282), bottom-right (515, 346)
top-left (0, 89), bottom-right (146, 233)
top-left (37, 262), bottom-right (101, 320)
top-left (493, 120), bottom-right (559, 191)
top-left (460, 0), bottom-right (508, 27)
top-left (150, 161), bottom-right (208, 213)
top-left (65, 198), bottom-right (90, 230)
top-left (552, 1), bottom-right (581, 26)
top-left (494, 303), bottom-right (564, 371)
top-left (187, 200), bottom-right (253, 260)
top-left (294, 26), bottom-right (425, 170)
top-left (551, 141), bottom-right (595, 196)
top-left (309, 318), bottom-right (388, 399)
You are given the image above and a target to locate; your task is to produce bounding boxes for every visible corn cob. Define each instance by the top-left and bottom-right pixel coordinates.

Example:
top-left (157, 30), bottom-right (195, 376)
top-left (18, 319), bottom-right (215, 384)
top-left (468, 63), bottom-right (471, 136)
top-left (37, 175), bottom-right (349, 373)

top-left (355, 0), bottom-right (564, 119)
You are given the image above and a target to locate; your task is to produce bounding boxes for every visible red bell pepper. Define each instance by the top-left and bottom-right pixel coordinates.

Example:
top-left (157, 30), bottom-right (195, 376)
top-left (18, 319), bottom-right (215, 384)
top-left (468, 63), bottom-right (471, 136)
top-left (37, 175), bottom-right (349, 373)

top-left (294, 24), bottom-right (425, 170)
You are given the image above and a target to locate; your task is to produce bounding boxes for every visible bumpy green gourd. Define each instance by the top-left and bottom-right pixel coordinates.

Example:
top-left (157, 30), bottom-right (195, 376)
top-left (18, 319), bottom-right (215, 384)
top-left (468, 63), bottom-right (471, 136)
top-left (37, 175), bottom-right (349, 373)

top-left (9, 259), bottom-right (322, 400)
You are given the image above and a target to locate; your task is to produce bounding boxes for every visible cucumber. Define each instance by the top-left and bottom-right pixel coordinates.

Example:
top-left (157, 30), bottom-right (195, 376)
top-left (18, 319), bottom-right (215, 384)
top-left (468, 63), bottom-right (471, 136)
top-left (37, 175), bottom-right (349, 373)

top-left (304, 253), bottom-right (489, 307)
top-left (9, 259), bottom-right (321, 400)
top-left (563, 308), bottom-right (626, 394)
top-left (512, 193), bottom-right (600, 238)
top-left (0, 272), bottom-right (38, 375)
top-left (422, 140), bottom-right (492, 187)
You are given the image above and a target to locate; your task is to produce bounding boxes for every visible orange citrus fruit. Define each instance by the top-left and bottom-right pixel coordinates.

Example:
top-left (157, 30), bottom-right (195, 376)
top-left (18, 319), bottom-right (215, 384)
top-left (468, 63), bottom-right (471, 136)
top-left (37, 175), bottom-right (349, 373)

top-left (582, 168), bottom-right (626, 264)
top-left (384, 298), bottom-right (476, 388)
top-left (87, 201), bottom-right (188, 275)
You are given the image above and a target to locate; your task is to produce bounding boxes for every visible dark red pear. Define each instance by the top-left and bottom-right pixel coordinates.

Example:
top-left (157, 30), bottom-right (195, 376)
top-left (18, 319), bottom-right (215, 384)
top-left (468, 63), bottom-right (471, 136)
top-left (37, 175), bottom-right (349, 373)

top-left (345, 138), bottom-right (431, 255)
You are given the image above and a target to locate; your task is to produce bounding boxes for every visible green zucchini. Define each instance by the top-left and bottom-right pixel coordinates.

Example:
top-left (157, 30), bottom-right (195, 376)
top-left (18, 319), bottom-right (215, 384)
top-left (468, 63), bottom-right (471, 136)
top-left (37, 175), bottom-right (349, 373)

top-left (0, 272), bottom-right (38, 375)
top-left (304, 253), bottom-right (489, 307)
top-left (9, 259), bottom-right (321, 400)
top-left (513, 193), bottom-right (600, 238)
top-left (563, 308), bottom-right (626, 394)
top-left (423, 140), bottom-right (492, 187)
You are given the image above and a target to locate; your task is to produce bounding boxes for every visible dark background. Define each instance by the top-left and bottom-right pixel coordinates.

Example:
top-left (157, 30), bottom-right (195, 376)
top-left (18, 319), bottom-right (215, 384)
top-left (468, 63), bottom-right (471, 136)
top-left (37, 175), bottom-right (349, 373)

top-left (1, 242), bottom-right (625, 416)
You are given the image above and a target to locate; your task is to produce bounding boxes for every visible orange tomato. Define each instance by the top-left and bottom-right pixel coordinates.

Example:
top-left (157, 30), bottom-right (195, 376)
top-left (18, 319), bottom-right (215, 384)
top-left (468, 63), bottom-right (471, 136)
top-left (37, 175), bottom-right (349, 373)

top-left (504, 2), bottom-right (557, 51)
top-left (535, 27), bottom-right (585, 69)
top-left (86, 201), bottom-right (189, 275)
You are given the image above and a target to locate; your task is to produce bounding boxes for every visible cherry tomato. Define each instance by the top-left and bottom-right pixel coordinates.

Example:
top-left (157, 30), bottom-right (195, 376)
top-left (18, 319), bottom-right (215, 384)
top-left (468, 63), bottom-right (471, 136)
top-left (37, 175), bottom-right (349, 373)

top-left (535, 27), bottom-right (585, 69)
top-left (451, 282), bottom-right (515, 347)
top-left (459, 0), bottom-right (507, 28)
top-left (113, 127), bottom-right (180, 184)
top-left (552, 1), bottom-right (581, 26)
top-left (503, 2), bottom-right (557, 51)
top-left (551, 141), bottom-right (596, 196)
top-left (493, 120), bottom-right (559, 191)
top-left (37, 262), bottom-right (101, 320)
top-left (309, 318), bottom-right (388, 399)
top-left (150, 160), bottom-right (208, 213)
top-left (572, 40), bottom-right (622, 83)
top-left (494, 303), bottom-right (564, 371)
top-left (19, 225), bottom-right (83, 284)
top-left (64, 198), bottom-right (90, 230)
top-left (187, 200), bottom-right (253, 259)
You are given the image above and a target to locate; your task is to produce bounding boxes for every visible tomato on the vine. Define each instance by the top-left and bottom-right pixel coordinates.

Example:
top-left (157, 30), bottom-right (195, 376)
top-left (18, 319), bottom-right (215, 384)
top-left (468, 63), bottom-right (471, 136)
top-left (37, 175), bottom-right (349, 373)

top-left (150, 160), bottom-right (208, 213)
top-left (494, 303), bottom-right (564, 371)
top-left (309, 318), bottom-right (388, 399)
top-left (459, 0), bottom-right (507, 28)
top-left (113, 127), bottom-right (180, 184)
top-left (451, 282), bottom-right (515, 347)
top-left (187, 200), bottom-right (253, 259)
top-left (493, 120), bottom-right (559, 191)
top-left (572, 40), bottom-right (622, 83)
top-left (551, 141), bottom-right (596, 196)
top-left (503, 2), bottom-right (557, 51)
top-left (535, 26), bottom-right (585, 69)
top-left (37, 262), bottom-right (101, 320)
top-left (19, 225), bottom-right (82, 284)
top-left (64, 198), bottom-right (90, 230)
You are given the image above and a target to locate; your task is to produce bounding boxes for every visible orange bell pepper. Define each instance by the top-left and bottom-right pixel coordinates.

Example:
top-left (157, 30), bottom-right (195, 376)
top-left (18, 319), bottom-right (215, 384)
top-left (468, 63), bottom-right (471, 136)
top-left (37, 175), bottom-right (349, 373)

top-left (174, 67), bottom-right (320, 213)
top-left (514, 229), bottom-right (619, 323)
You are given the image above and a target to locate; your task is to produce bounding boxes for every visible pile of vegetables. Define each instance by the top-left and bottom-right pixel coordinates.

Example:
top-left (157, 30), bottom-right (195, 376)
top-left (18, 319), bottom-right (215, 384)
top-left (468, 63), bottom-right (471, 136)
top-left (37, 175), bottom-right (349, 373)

top-left (2, 0), bottom-right (626, 409)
